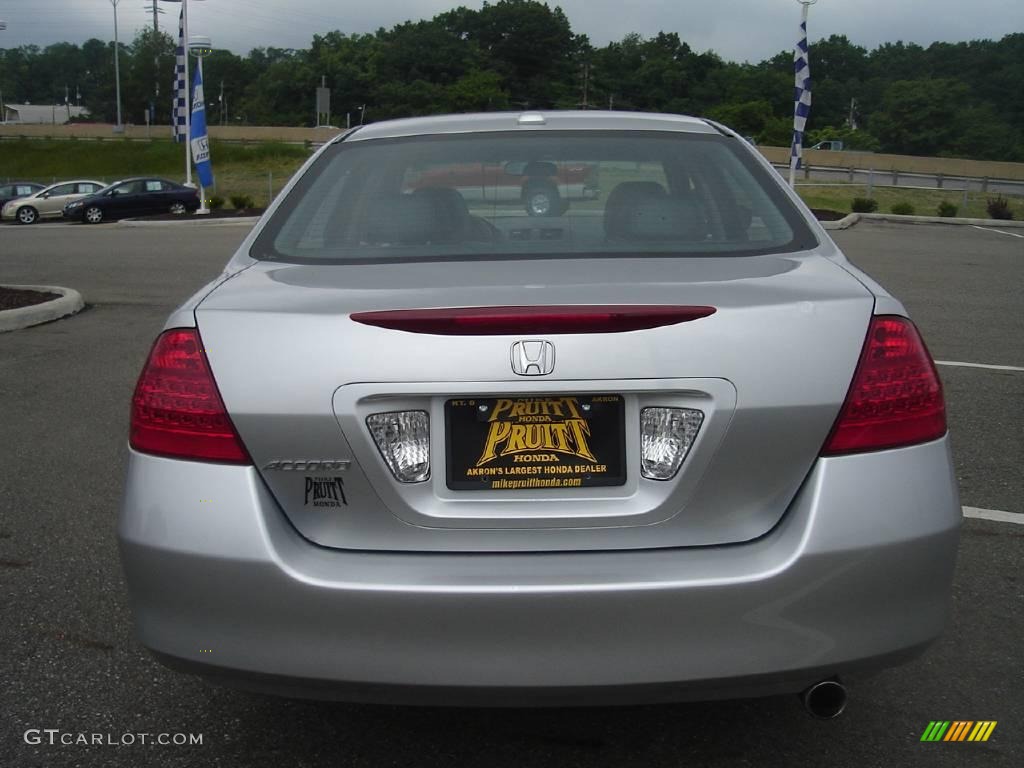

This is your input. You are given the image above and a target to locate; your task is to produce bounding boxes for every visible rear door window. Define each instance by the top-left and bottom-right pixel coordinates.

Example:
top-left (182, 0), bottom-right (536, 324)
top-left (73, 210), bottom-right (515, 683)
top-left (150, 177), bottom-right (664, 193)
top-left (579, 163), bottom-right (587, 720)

top-left (48, 183), bottom-right (77, 197)
top-left (254, 131), bottom-right (816, 264)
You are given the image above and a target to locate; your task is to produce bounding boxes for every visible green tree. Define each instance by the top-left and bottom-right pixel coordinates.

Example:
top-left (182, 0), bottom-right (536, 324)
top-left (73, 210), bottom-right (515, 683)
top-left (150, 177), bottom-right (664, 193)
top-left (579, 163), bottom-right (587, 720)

top-left (868, 79), bottom-right (970, 156)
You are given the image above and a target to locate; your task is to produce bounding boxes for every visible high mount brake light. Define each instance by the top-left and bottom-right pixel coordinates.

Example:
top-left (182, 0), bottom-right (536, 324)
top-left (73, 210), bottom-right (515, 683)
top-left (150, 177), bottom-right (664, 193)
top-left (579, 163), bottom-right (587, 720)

top-left (350, 306), bottom-right (716, 335)
top-left (129, 329), bottom-right (250, 463)
top-left (822, 316), bottom-right (946, 455)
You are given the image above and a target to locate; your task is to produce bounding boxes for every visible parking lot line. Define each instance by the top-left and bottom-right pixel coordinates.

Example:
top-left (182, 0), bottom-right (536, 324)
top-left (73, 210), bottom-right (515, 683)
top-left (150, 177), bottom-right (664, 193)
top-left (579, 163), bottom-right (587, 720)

top-left (962, 506), bottom-right (1022, 524)
top-left (936, 360), bottom-right (1024, 372)
top-left (970, 225), bottom-right (1024, 239)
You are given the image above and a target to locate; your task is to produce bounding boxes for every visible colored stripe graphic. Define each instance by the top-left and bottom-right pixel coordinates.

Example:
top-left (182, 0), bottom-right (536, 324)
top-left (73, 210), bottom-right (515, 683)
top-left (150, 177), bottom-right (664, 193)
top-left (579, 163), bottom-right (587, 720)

top-left (921, 721), bottom-right (949, 741)
top-left (945, 721), bottom-right (971, 741)
top-left (920, 720), bottom-right (996, 742)
top-left (970, 722), bottom-right (997, 742)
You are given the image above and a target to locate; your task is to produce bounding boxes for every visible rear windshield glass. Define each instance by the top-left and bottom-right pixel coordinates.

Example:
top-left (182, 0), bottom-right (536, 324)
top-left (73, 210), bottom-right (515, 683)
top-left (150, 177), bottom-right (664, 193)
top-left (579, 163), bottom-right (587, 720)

top-left (252, 130), bottom-right (816, 264)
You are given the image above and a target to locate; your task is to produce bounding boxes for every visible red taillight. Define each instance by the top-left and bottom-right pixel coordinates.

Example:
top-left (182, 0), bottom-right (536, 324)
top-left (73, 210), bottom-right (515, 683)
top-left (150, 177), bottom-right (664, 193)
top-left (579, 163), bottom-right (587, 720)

top-left (129, 329), bottom-right (250, 463)
top-left (350, 306), bottom-right (716, 335)
top-left (822, 316), bottom-right (946, 455)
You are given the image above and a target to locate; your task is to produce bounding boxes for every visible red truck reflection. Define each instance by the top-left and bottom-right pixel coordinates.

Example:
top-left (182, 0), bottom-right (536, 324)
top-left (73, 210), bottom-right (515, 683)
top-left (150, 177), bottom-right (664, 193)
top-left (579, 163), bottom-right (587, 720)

top-left (405, 160), bottom-right (600, 217)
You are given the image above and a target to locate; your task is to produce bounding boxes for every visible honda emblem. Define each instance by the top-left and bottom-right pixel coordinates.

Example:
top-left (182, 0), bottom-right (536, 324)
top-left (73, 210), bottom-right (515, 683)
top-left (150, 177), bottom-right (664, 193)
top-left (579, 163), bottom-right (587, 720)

top-left (510, 340), bottom-right (555, 376)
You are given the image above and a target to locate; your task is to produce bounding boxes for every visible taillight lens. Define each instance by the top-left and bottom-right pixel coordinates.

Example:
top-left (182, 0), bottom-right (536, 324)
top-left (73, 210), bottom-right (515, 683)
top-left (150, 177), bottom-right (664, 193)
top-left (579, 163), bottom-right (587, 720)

top-left (129, 328), bottom-right (250, 463)
top-left (822, 316), bottom-right (946, 455)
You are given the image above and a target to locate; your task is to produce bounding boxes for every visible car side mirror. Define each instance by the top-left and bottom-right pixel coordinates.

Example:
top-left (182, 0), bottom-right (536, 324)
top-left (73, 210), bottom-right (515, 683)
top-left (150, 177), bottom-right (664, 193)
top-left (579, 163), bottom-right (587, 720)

top-left (40, 192), bottom-right (50, 199)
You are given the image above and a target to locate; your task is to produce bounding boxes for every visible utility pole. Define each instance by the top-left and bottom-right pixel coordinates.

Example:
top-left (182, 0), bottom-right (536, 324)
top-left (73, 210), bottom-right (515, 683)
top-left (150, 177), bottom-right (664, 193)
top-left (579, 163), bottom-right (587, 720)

top-left (110, 0), bottom-right (124, 131)
top-left (144, 4), bottom-right (164, 127)
top-left (0, 19), bottom-right (5, 124)
top-left (580, 62), bottom-right (590, 109)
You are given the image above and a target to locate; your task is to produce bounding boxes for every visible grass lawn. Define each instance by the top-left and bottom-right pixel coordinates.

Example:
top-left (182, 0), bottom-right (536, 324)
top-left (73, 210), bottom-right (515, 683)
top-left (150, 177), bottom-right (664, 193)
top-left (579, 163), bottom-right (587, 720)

top-left (0, 138), bottom-right (311, 207)
top-left (797, 183), bottom-right (1023, 221)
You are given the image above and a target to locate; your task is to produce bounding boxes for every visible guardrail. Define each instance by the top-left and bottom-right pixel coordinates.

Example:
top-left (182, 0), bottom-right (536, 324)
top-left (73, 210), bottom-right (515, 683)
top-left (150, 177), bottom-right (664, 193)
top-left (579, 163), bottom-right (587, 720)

top-left (758, 145), bottom-right (1024, 183)
top-left (769, 163), bottom-right (1024, 198)
top-left (0, 123), bottom-right (342, 145)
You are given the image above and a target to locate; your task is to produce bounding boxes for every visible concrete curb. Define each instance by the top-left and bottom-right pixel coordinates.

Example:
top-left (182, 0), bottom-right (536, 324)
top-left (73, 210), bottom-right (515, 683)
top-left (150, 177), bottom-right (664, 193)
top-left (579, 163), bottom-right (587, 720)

top-left (821, 212), bottom-right (1024, 231)
top-left (821, 214), bottom-right (861, 230)
top-left (0, 285), bottom-right (85, 333)
top-left (118, 216), bottom-right (260, 228)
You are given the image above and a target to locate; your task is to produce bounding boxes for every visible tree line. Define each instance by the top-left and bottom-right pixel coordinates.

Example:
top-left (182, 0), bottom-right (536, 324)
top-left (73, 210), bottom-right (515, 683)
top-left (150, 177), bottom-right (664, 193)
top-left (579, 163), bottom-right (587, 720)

top-left (1, 0), bottom-right (1021, 161)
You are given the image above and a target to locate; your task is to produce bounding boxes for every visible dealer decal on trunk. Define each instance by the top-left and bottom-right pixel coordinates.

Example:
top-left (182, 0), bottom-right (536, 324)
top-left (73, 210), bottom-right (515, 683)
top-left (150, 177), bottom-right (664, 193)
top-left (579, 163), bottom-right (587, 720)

top-left (304, 477), bottom-right (347, 507)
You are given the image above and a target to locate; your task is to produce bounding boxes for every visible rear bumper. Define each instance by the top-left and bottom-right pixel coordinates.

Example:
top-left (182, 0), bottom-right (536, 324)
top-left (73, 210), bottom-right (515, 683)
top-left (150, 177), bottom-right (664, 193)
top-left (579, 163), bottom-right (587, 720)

top-left (118, 438), bottom-right (961, 704)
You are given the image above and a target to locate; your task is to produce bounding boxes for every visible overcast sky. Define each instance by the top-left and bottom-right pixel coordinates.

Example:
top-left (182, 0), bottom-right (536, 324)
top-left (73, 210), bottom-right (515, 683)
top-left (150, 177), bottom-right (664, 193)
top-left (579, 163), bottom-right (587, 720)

top-left (1, 0), bottom-right (1021, 62)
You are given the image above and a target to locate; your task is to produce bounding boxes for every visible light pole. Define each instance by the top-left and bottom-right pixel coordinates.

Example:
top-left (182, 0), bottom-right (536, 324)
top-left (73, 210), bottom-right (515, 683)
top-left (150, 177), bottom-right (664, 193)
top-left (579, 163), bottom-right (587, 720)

top-left (110, 0), bottom-right (124, 132)
top-left (789, 0), bottom-right (817, 189)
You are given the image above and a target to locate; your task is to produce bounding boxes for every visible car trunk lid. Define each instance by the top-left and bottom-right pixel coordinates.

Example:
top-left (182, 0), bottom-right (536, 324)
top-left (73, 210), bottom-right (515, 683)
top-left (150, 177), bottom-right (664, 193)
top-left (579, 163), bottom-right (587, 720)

top-left (195, 252), bottom-right (873, 552)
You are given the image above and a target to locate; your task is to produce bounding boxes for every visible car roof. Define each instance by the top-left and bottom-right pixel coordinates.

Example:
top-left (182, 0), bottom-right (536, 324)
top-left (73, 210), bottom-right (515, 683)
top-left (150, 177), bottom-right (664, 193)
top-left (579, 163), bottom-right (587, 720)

top-left (39, 179), bottom-right (106, 190)
top-left (113, 177), bottom-right (176, 184)
top-left (344, 110), bottom-right (720, 143)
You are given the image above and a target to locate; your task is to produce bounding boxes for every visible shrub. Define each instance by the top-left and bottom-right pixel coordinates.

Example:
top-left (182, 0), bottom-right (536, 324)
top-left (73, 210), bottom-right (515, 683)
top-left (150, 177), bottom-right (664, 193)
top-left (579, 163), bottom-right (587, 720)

top-left (229, 194), bottom-right (255, 210)
top-left (891, 202), bottom-right (916, 216)
top-left (937, 201), bottom-right (958, 218)
top-left (208, 195), bottom-right (225, 210)
top-left (986, 196), bottom-right (1015, 221)
top-left (851, 197), bottom-right (878, 213)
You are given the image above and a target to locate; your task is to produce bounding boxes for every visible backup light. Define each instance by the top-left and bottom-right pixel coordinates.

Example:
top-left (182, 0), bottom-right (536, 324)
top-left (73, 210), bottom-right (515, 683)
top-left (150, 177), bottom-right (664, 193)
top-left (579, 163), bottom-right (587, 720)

top-left (367, 411), bottom-right (430, 483)
top-left (640, 407), bottom-right (704, 480)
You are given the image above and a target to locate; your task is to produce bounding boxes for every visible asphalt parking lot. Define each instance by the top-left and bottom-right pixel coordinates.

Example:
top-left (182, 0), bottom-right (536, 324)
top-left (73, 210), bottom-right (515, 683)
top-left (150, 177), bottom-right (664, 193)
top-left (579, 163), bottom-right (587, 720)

top-left (1, 220), bottom-right (1021, 767)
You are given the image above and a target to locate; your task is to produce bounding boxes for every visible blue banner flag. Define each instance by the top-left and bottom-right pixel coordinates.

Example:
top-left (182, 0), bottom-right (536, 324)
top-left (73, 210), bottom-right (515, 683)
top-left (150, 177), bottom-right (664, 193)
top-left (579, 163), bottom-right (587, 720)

top-left (190, 66), bottom-right (214, 189)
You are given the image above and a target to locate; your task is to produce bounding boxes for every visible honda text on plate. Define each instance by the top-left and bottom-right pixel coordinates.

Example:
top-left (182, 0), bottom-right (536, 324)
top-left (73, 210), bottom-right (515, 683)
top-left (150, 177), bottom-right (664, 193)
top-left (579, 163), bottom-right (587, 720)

top-left (119, 112), bottom-right (960, 715)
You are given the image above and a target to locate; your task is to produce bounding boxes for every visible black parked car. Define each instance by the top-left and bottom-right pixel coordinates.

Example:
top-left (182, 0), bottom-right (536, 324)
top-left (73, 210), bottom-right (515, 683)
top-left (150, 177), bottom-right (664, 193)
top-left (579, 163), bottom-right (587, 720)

top-left (0, 181), bottom-right (46, 212)
top-left (63, 177), bottom-right (200, 224)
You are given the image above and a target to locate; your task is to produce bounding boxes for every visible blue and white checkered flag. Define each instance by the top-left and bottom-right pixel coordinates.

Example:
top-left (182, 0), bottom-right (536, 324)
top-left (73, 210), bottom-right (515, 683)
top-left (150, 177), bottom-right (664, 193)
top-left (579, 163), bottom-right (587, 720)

top-left (171, 7), bottom-right (187, 142)
top-left (790, 16), bottom-right (812, 175)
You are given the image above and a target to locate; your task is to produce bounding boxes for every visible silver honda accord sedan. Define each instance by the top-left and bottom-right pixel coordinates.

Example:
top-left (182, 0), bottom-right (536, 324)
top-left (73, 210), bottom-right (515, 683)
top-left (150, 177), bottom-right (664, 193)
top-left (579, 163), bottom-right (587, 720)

top-left (119, 111), bottom-right (960, 715)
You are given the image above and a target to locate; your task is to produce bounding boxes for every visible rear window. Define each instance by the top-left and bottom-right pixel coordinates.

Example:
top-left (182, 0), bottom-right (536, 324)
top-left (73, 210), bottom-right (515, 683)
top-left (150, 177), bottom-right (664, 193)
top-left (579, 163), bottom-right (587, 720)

top-left (253, 131), bottom-right (816, 264)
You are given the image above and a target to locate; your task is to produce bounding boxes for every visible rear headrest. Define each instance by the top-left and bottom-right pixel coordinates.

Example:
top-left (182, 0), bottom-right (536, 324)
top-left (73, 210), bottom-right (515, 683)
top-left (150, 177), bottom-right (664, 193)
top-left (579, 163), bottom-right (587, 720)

top-left (364, 188), bottom-right (469, 244)
top-left (604, 181), bottom-right (703, 242)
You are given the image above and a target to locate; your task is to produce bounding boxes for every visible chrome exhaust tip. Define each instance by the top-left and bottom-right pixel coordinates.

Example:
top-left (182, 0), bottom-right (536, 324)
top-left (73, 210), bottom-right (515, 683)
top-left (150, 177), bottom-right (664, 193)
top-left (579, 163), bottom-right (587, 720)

top-left (801, 679), bottom-right (847, 720)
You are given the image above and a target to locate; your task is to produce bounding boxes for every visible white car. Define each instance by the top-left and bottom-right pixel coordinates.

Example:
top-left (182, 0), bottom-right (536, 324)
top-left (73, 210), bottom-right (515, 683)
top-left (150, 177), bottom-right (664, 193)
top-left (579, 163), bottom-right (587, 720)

top-left (2, 180), bottom-right (106, 224)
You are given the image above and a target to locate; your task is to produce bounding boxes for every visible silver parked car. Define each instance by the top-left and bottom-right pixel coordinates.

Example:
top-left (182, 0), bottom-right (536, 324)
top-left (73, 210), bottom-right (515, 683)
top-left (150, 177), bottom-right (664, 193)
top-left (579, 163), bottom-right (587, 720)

top-left (2, 179), bottom-right (105, 224)
top-left (119, 112), bottom-right (960, 715)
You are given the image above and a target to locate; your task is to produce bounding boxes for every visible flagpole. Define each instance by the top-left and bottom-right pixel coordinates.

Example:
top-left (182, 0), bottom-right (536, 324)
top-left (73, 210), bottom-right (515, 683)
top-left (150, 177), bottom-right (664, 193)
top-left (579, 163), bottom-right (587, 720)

top-left (790, 0), bottom-right (817, 189)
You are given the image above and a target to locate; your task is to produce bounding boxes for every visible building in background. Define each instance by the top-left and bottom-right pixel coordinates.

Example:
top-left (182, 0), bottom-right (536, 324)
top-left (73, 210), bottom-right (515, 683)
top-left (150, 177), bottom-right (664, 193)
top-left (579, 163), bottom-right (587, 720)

top-left (1, 103), bottom-right (91, 125)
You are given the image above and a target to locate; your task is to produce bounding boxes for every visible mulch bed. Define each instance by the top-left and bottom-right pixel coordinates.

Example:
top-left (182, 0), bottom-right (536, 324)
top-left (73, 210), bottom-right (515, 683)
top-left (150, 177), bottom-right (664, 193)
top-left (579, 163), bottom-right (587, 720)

top-left (811, 209), bottom-right (847, 221)
top-left (130, 208), bottom-right (267, 222)
top-left (0, 287), bottom-right (60, 311)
